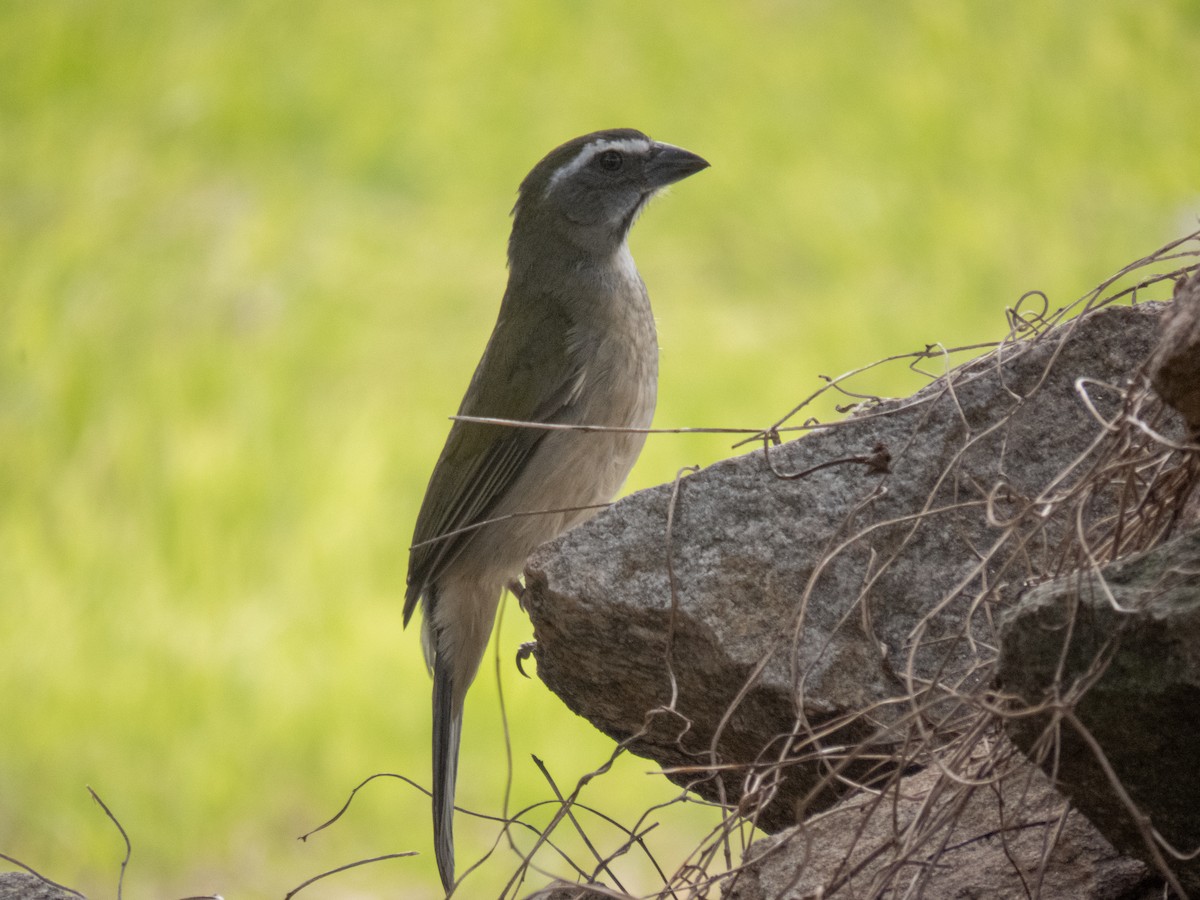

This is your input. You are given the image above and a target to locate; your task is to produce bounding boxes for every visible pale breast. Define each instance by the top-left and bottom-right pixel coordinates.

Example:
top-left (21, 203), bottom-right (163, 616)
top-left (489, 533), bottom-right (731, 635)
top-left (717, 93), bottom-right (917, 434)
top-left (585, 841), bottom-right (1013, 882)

top-left (468, 271), bottom-right (658, 575)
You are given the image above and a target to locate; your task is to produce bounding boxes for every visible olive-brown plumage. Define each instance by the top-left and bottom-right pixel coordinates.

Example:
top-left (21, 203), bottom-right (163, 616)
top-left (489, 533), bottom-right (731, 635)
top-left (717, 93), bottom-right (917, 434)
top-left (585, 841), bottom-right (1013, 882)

top-left (405, 129), bottom-right (708, 893)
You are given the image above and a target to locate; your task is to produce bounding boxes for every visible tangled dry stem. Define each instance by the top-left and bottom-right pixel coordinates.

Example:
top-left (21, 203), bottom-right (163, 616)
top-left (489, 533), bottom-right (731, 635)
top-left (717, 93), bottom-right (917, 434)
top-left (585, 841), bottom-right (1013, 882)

top-left (468, 231), bottom-right (1200, 900)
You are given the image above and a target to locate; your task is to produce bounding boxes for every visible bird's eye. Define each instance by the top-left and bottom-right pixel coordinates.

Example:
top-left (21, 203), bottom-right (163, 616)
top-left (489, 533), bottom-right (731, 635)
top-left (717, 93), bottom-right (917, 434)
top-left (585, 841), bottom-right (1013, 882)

top-left (596, 149), bottom-right (624, 171)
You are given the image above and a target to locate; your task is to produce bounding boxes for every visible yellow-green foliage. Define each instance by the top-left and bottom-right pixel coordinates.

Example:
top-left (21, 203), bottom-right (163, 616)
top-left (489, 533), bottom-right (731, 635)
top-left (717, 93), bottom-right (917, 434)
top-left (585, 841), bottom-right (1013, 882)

top-left (1, 1), bottom-right (1197, 897)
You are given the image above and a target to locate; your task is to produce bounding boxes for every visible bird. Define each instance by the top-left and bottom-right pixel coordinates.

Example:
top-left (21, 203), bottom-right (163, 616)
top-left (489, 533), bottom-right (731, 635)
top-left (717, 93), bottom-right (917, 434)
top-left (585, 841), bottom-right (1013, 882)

top-left (404, 128), bottom-right (708, 893)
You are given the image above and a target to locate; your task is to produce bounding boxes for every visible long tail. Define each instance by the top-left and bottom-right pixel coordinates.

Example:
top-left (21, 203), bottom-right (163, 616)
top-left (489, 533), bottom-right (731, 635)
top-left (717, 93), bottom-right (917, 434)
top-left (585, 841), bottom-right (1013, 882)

top-left (432, 649), bottom-right (463, 894)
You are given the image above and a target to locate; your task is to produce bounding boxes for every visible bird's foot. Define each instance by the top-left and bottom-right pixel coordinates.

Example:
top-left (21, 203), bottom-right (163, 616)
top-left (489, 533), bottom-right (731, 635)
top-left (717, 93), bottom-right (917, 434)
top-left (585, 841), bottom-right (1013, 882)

top-left (516, 641), bottom-right (537, 677)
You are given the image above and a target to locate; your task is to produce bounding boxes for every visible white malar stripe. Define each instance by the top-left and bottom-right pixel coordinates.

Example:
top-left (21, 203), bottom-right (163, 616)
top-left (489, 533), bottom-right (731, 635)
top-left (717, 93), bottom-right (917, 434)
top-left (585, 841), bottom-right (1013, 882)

top-left (543, 137), bottom-right (652, 198)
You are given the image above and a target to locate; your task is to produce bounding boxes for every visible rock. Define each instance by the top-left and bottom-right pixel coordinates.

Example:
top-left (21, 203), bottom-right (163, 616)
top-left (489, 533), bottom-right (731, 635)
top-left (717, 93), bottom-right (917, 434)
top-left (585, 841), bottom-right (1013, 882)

top-left (1148, 269), bottom-right (1200, 531)
top-left (997, 526), bottom-right (1200, 895)
top-left (524, 302), bottom-right (1169, 832)
top-left (1150, 270), bottom-right (1200, 432)
top-left (722, 759), bottom-right (1159, 900)
top-left (523, 882), bottom-right (625, 899)
top-left (0, 872), bottom-right (84, 900)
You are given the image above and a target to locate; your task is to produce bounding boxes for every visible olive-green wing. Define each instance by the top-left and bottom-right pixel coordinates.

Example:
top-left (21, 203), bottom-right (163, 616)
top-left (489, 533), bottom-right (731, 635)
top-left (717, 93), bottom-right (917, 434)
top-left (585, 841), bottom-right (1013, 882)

top-left (404, 293), bottom-right (582, 625)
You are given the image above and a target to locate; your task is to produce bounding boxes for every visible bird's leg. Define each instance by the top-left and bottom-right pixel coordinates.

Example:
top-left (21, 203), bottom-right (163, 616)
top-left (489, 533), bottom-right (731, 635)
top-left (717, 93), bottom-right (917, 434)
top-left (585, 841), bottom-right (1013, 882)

top-left (508, 578), bottom-right (538, 677)
top-left (506, 578), bottom-right (527, 610)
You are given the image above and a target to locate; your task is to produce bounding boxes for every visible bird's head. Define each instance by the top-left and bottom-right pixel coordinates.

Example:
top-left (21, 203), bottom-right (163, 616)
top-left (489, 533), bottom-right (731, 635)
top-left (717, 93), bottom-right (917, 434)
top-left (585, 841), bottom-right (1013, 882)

top-left (509, 128), bottom-right (709, 269)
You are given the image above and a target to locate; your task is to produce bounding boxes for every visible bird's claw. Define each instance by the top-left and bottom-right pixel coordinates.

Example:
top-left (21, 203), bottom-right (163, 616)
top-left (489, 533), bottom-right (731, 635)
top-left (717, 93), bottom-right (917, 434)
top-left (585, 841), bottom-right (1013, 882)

top-left (516, 641), bottom-right (538, 677)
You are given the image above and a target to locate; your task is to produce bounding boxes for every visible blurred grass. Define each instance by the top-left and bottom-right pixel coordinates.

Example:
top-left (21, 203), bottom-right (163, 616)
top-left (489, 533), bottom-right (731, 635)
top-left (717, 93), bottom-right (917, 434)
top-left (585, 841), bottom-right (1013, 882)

top-left (1, 0), bottom-right (1198, 897)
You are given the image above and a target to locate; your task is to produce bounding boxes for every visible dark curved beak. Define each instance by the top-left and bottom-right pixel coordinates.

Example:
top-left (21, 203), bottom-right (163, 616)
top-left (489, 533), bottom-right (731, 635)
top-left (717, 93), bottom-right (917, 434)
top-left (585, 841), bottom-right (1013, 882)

top-left (646, 142), bottom-right (710, 190)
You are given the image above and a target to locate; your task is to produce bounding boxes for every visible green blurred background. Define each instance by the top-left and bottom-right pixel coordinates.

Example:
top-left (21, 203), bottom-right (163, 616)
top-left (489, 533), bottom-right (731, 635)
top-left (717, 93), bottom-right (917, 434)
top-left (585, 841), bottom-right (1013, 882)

top-left (2, 1), bottom-right (1197, 897)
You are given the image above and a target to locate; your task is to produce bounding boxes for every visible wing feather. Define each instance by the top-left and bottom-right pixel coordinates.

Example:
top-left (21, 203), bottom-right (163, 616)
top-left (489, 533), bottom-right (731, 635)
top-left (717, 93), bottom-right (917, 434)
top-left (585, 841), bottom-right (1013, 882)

top-left (405, 290), bottom-right (581, 624)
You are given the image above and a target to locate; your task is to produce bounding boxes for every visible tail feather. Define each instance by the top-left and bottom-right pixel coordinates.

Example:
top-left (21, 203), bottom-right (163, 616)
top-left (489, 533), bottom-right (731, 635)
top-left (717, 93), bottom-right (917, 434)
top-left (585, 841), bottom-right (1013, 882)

top-left (433, 650), bottom-right (463, 894)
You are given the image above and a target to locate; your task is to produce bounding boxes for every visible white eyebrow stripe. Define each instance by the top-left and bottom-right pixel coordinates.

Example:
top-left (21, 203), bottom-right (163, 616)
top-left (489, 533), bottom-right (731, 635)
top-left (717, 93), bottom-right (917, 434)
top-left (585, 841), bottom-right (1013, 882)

top-left (543, 137), bottom-right (653, 197)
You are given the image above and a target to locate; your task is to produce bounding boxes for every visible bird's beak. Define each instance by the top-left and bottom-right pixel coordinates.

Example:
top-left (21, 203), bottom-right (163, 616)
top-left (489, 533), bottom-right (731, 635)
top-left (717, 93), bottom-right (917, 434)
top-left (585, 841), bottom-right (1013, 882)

top-left (645, 143), bottom-right (710, 190)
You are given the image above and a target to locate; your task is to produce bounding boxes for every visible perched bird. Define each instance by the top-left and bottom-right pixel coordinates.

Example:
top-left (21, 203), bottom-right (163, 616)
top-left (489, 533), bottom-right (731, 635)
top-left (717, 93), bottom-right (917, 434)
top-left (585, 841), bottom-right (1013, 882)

top-left (404, 128), bottom-right (708, 892)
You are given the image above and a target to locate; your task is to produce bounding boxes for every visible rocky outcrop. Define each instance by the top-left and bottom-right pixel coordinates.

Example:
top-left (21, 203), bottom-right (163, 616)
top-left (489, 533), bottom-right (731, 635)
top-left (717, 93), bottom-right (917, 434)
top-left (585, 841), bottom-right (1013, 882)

top-left (723, 761), bottom-right (1160, 900)
top-left (0, 872), bottom-right (83, 900)
top-left (997, 528), bottom-right (1200, 896)
top-left (525, 303), bottom-right (1167, 831)
top-left (521, 285), bottom-right (1200, 897)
